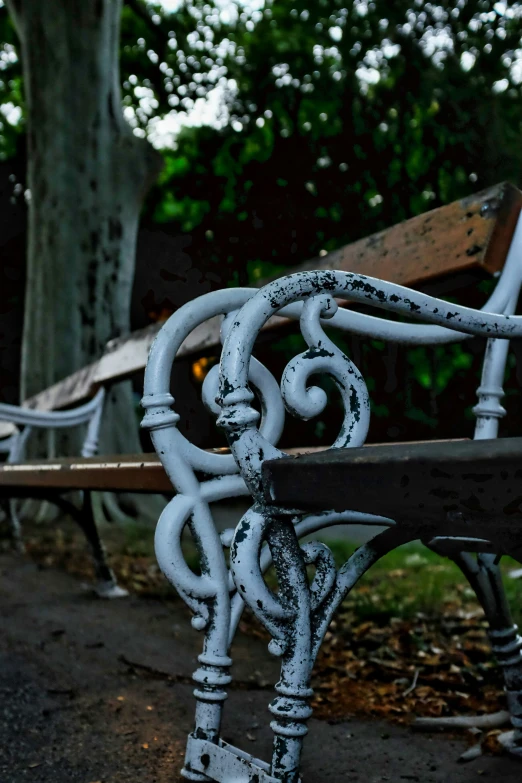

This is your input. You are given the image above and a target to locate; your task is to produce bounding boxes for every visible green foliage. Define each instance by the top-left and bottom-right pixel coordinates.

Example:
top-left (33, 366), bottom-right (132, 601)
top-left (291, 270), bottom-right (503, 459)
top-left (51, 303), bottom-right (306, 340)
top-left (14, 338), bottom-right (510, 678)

top-left (0, 0), bottom-right (237, 155)
top-left (119, 0), bottom-right (235, 137)
top-left (408, 344), bottom-right (474, 394)
top-left (326, 539), bottom-right (522, 625)
top-left (212, 1), bottom-right (521, 427)
top-left (3, 0), bottom-right (522, 431)
top-left (247, 257), bottom-right (287, 282)
top-left (0, 6), bottom-right (23, 160)
top-left (144, 0), bottom-right (522, 294)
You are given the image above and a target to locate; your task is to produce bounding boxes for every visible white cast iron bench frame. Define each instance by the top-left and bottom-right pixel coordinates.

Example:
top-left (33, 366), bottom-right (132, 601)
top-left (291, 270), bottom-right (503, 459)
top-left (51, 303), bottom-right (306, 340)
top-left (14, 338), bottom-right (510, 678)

top-left (142, 210), bottom-right (522, 782)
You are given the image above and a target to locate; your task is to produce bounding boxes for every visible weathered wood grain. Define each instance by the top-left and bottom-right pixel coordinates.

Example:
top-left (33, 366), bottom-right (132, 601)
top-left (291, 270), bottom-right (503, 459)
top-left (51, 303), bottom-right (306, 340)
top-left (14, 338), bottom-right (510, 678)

top-left (283, 182), bottom-right (522, 284)
top-left (22, 362), bottom-right (100, 413)
top-left (0, 441), bottom-right (469, 493)
top-left (0, 452), bottom-right (172, 493)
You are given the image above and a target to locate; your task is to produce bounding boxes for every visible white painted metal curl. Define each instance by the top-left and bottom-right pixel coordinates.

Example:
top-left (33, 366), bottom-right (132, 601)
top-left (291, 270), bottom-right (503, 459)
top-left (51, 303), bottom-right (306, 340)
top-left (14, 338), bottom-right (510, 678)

top-left (215, 229), bottom-right (522, 778)
top-left (281, 295), bottom-right (370, 448)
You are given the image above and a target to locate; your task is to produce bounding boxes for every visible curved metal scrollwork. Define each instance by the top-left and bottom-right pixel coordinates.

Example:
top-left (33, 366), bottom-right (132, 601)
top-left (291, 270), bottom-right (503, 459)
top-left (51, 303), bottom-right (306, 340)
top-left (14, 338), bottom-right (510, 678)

top-left (141, 284), bottom-right (400, 780)
top-left (217, 270), bottom-right (522, 501)
top-left (216, 266), bottom-right (522, 778)
top-left (281, 295), bottom-right (370, 448)
top-left (230, 506), bottom-right (416, 779)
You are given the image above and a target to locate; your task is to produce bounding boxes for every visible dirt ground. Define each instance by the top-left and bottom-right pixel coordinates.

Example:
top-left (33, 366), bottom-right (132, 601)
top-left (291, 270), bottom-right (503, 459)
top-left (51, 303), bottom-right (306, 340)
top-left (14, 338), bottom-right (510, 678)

top-left (1, 552), bottom-right (522, 783)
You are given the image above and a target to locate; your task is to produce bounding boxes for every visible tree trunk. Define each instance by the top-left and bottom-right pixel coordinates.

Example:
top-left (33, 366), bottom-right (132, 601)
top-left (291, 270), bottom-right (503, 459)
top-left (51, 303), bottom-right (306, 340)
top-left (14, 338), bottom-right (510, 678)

top-left (6, 0), bottom-right (164, 521)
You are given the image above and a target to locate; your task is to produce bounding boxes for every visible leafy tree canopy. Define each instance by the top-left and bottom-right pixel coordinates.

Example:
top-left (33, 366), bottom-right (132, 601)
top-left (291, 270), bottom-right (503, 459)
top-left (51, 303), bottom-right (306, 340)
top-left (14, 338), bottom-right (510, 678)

top-left (0, 0), bottom-right (246, 157)
top-left (145, 0), bottom-right (522, 285)
top-left (2, 0), bottom-right (522, 284)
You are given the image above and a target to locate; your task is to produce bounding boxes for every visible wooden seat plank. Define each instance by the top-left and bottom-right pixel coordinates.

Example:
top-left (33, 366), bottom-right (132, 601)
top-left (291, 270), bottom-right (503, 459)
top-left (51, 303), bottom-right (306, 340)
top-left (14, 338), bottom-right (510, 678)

top-left (0, 447), bottom-right (316, 493)
top-left (0, 452), bottom-right (172, 493)
top-left (0, 440), bottom-right (469, 495)
top-left (0, 441), bottom-right (468, 496)
top-left (0, 446), bottom-right (268, 493)
top-left (263, 437), bottom-right (522, 546)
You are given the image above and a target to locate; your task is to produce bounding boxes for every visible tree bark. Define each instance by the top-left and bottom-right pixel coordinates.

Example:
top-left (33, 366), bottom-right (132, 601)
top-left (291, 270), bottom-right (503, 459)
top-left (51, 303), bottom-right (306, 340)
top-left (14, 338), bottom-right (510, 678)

top-left (6, 0), bottom-right (164, 521)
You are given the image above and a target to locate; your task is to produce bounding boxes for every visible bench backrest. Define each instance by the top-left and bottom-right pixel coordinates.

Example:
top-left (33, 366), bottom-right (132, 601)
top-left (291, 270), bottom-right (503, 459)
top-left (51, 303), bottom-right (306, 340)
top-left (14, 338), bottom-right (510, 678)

top-left (13, 182), bottom-right (522, 422)
top-left (268, 181), bottom-right (522, 284)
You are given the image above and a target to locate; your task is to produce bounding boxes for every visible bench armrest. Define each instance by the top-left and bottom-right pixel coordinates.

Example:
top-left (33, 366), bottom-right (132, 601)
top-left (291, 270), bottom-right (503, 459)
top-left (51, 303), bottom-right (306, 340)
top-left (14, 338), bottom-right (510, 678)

top-left (0, 388), bottom-right (106, 461)
top-left (217, 251), bottom-right (522, 503)
top-left (141, 242), bottom-right (522, 637)
top-left (0, 387), bottom-right (105, 429)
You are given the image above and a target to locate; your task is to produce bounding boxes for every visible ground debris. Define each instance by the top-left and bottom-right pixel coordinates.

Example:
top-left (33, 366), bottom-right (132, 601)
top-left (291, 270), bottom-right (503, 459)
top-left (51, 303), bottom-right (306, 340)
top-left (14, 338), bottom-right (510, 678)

top-left (22, 522), bottom-right (513, 737)
top-left (311, 608), bottom-right (505, 725)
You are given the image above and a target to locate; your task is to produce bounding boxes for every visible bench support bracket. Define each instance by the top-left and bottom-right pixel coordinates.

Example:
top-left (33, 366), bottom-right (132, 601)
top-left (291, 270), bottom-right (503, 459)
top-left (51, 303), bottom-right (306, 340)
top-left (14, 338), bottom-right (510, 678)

top-left (184, 736), bottom-right (281, 783)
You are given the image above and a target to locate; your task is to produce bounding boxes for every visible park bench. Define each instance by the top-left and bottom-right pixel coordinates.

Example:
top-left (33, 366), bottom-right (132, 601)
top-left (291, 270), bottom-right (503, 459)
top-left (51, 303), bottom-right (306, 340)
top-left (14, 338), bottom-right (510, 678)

top-left (2, 184), bottom-right (513, 601)
top-left (141, 183), bottom-right (522, 782)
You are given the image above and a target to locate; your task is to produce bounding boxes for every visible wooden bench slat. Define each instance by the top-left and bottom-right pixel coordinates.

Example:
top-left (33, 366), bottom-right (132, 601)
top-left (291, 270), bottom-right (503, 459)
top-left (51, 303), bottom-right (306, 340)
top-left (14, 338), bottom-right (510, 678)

top-left (0, 452), bottom-right (172, 493)
top-left (96, 314), bottom-right (228, 386)
top-left (263, 438), bottom-right (522, 542)
top-left (283, 182), bottom-right (522, 284)
top-left (0, 449), bottom-right (321, 493)
top-left (21, 361), bottom-right (100, 414)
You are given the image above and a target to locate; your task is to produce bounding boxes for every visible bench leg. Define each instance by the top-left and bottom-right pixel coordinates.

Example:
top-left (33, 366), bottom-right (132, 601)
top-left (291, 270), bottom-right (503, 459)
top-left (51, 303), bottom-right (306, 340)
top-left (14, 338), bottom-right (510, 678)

top-left (230, 509), bottom-right (415, 782)
top-left (181, 582), bottom-right (232, 781)
top-left (266, 518), bottom-right (315, 783)
top-left (182, 631), bottom-right (233, 781)
top-left (0, 498), bottom-right (25, 553)
top-left (57, 492), bottom-right (128, 599)
top-left (450, 552), bottom-right (522, 755)
top-left (152, 494), bottom-right (236, 781)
